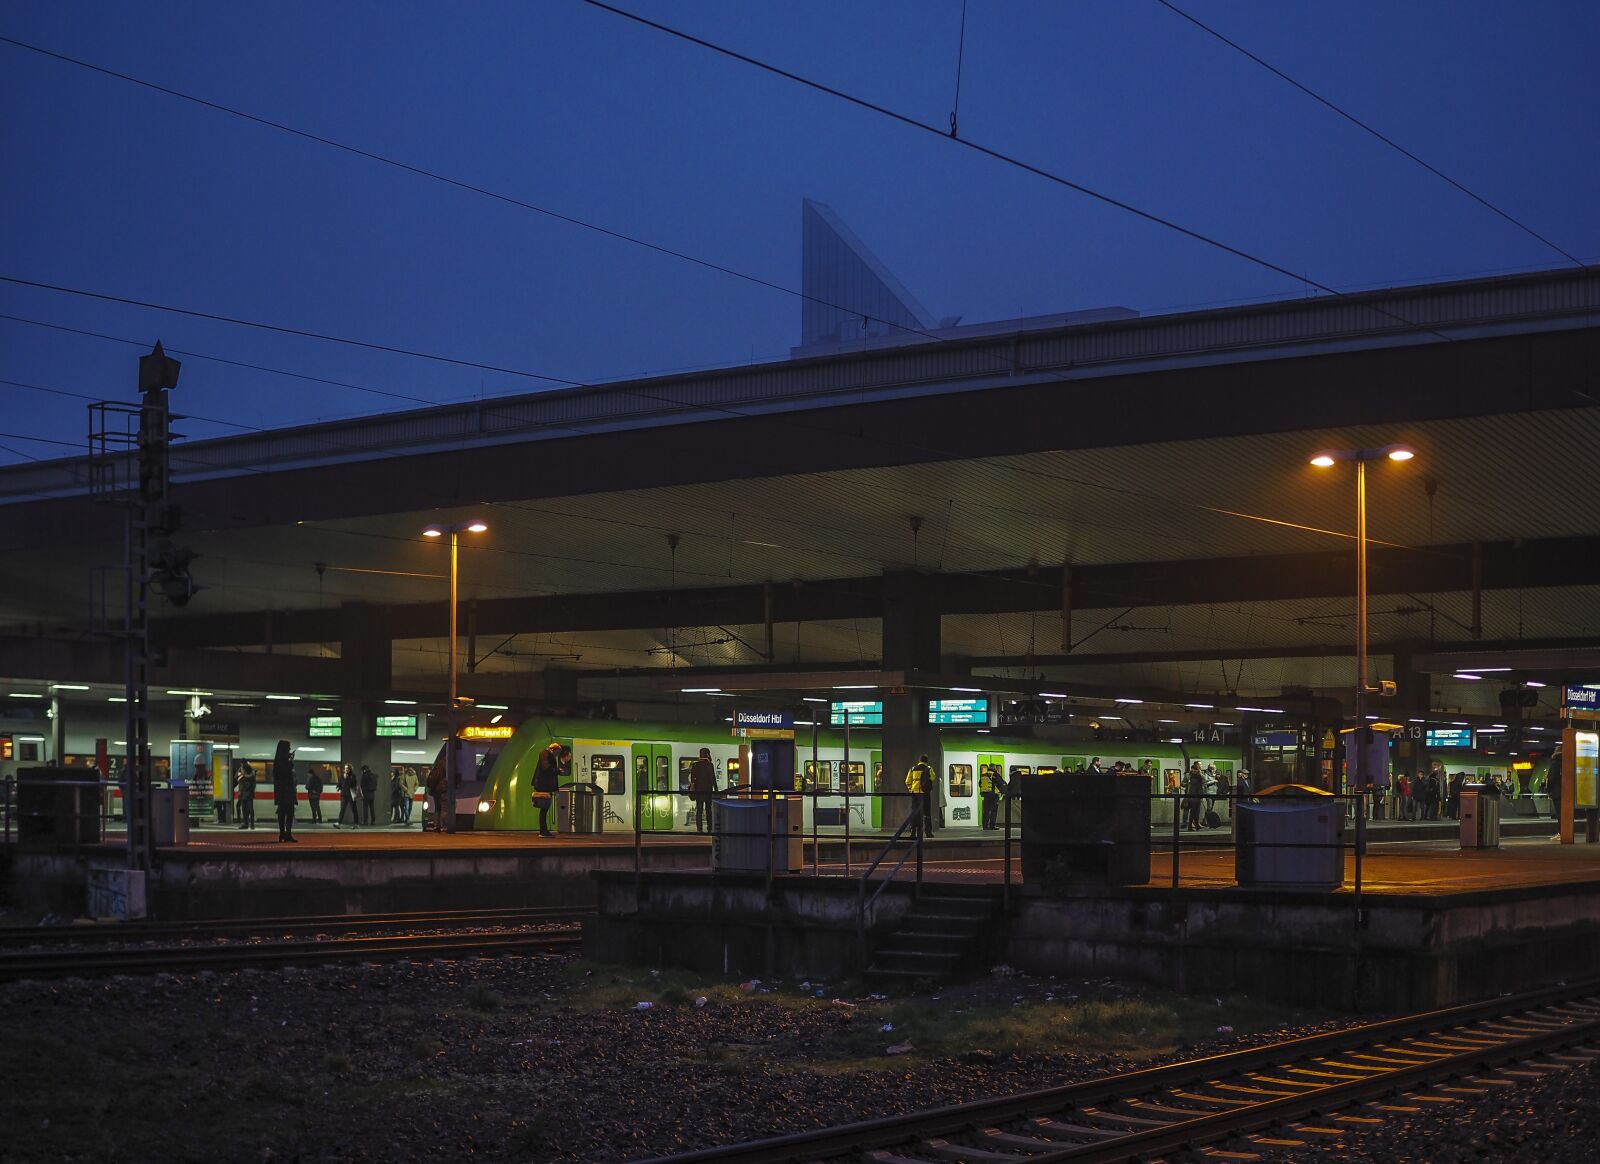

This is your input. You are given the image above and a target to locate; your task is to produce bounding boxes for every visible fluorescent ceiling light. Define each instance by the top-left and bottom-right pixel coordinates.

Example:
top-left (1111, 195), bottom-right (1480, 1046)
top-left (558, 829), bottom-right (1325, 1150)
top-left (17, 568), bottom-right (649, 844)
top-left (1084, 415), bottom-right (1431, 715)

top-left (7, 693), bottom-right (44, 699)
top-left (681, 688), bottom-right (722, 694)
top-left (832, 685), bottom-right (876, 690)
top-left (1453, 673), bottom-right (1481, 681)
top-left (1213, 722), bottom-right (1234, 727)
top-left (394, 750), bottom-right (428, 756)
top-left (166, 689), bottom-right (213, 697)
top-left (1039, 692), bottom-right (1069, 698)
top-left (1234, 706), bottom-right (1283, 714)
top-left (265, 694), bottom-right (300, 701)
top-left (384, 699), bottom-right (416, 705)
top-left (1098, 714), bottom-right (1122, 721)
top-left (802, 697), bottom-right (829, 703)
top-left (1452, 721), bottom-right (1468, 726)
top-left (108, 696), bottom-right (128, 703)
top-left (1525, 681), bottom-right (1547, 689)
top-left (50, 684), bottom-right (90, 691)
top-left (1113, 698), bottom-right (1143, 704)
top-left (950, 687), bottom-right (982, 693)
top-left (1473, 668), bottom-right (1512, 673)
top-left (1184, 703), bottom-right (1214, 710)
top-left (477, 703), bottom-right (509, 711)
top-left (1407, 718), bottom-right (1424, 723)
top-left (298, 746), bottom-right (326, 752)
top-left (1157, 719), bottom-right (1177, 723)
top-left (1477, 727), bottom-right (1505, 734)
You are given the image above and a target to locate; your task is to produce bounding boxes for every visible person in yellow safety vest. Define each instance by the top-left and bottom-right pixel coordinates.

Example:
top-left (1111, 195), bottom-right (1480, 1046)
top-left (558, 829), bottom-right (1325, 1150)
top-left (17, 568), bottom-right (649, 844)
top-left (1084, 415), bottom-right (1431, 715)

top-left (979, 765), bottom-right (1004, 831)
top-left (905, 754), bottom-right (936, 836)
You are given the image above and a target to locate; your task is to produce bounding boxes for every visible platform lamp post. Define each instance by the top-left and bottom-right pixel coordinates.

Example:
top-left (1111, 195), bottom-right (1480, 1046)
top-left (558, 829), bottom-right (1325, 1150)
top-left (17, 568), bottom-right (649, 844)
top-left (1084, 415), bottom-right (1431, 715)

top-left (1309, 445), bottom-right (1414, 795)
top-left (423, 520), bottom-right (488, 834)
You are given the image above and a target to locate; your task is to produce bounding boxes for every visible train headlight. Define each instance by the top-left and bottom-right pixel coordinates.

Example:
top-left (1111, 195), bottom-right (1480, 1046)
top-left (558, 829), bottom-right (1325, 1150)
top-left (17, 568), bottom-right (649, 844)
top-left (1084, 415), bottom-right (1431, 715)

top-left (477, 799), bottom-right (495, 813)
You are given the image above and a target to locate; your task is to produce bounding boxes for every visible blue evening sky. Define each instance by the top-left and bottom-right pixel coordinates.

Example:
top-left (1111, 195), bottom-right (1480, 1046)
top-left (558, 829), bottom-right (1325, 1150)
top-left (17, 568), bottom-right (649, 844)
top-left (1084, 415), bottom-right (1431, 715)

top-left (2, 1), bottom-right (1596, 464)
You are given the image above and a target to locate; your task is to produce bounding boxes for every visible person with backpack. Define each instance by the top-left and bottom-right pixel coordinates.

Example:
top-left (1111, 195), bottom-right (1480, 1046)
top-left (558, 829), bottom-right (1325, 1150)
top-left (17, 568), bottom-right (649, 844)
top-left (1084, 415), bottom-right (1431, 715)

top-left (359, 764), bottom-right (378, 824)
top-left (978, 764), bottom-right (1001, 830)
top-left (905, 755), bottom-right (936, 836)
top-left (424, 762), bottom-right (449, 832)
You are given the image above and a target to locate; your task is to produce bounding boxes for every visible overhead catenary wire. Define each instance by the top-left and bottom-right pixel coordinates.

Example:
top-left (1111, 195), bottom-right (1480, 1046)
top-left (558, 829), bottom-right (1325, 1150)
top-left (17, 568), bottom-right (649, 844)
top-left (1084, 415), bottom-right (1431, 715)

top-left (1153, 0), bottom-right (1587, 269)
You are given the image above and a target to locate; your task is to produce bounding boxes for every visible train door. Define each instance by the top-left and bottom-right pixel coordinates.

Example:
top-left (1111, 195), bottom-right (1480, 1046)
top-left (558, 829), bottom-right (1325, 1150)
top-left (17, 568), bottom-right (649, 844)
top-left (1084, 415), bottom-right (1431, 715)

top-left (589, 753), bottom-right (628, 829)
top-left (631, 742), bottom-right (674, 832)
top-left (947, 761), bottom-right (974, 827)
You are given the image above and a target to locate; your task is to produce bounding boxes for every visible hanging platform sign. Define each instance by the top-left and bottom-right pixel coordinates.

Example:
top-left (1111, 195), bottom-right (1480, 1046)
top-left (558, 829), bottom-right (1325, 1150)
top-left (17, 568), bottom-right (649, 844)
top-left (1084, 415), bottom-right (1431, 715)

top-left (1563, 685), bottom-right (1600, 715)
top-left (734, 710), bottom-right (792, 730)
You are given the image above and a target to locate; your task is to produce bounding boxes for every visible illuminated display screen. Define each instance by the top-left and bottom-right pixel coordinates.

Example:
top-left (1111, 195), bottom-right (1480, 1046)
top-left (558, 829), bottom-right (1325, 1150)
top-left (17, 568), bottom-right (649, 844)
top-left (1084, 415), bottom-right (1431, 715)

top-left (307, 716), bottom-right (341, 738)
top-left (830, 700), bottom-right (883, 726)
top-left (375, 715), bottom-right (420, 738)
top-left (1425, 728), bottom-right (1473, 748)
top-left (928, 697), bottom-right (989, 725)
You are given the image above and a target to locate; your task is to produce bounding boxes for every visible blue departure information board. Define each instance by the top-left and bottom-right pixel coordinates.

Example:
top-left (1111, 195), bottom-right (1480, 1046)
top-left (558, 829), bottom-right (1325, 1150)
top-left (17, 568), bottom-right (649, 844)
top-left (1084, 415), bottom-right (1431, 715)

top-left (1425, 728), bottom-right (1473, 748)
top-left (928, 697), bottom-right (989, 725)
top-left (830, 700), bottom-right (883, 726)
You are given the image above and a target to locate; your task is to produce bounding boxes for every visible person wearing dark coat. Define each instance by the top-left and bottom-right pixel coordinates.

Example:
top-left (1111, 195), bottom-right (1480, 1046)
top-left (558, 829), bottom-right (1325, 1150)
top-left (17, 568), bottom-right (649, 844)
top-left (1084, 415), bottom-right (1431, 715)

top-left (304, 764), bottom-right (324, 824)
top-left (336, 764), bottom-right (360, 828)
top-left (235, 761), bottom-right (257, 830)
top-left (359, 765), bottom-right (378, 824)
top-left (531, 742), bottom-right (570, 837)
top-left (688, 747), bottom-right (718, 834)
top-left (271, 740), bottom-right (298, 843)
top-left (1182, 762), bottom-right (1205, 831)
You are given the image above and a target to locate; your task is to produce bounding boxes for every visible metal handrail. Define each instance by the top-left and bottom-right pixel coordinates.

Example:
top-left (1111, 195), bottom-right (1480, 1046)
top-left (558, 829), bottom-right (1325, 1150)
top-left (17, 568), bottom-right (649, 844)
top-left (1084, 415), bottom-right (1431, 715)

top-left (855, 801), bottom-right (924, 957)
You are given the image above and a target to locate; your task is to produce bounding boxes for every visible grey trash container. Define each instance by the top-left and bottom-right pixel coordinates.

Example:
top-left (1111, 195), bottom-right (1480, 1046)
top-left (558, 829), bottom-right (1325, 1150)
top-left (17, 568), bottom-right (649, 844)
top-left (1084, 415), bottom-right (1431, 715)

top-left (565, 781), bottom-right (604, 834)
top-left (1459, 784), bottom-right (1501, 849)
top-left (711, 797), bottom-right (802, 872)
top-left (152, 786), bottom-right (191, 846)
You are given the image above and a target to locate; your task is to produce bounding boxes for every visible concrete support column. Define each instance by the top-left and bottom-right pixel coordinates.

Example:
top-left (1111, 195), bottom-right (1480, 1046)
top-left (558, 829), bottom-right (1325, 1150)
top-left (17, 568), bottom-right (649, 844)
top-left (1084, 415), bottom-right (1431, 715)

top-left (341, 603), bottom-right (394, 826)
top-left (340, 699), bottom-right (392, 826)
top-left (880, 571), bottom-right (943, 832)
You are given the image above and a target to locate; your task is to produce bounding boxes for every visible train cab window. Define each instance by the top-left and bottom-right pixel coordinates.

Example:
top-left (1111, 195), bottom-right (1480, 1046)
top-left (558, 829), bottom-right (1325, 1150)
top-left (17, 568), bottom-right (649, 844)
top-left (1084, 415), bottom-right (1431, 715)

top-left (592, 754), bottom-right (624, 795)
top-left (843, 761), bottom-right (866, 794)
top-left (1009, 765), bottom-right (1032, 781)
top-left (677, 757), bottom-right (696, 792)
top-left (655, 754), bottom-right (670, 791)
top-left (804, 760), bottom-right (833, 793)
top-left (948, 764), bottom-right (973, 798)
top-left (634, 755), bottom-right (648, 793)
top-left (726, 758), bottom-right (742, 789)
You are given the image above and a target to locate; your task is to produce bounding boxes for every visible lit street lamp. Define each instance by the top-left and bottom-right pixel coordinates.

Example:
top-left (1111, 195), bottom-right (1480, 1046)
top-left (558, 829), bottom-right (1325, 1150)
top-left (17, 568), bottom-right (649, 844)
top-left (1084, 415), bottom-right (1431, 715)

top-left (423, 520), bottom-right (488, 834)
top-left (1310, 445), bottom-right (1414, 792)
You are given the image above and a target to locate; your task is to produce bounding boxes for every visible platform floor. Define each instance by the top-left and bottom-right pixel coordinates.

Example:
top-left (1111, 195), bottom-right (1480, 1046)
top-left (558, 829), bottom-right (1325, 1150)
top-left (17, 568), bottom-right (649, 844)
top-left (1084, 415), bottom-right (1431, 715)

top-left (822, 837), bottom-right (1600, 898)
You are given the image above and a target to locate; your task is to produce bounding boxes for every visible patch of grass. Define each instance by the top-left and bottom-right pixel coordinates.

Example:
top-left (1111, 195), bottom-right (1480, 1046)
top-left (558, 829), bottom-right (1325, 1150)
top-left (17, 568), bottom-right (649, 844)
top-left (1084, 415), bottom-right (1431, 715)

top-left (321, 1052), bottom-right (352, 1075)
top-left (505, 1108), bottom-right (552, 1153)
top-left (412, 1034), bottom-right (445, 1060)
top-left (464, 983), bottom-right (503, 1011)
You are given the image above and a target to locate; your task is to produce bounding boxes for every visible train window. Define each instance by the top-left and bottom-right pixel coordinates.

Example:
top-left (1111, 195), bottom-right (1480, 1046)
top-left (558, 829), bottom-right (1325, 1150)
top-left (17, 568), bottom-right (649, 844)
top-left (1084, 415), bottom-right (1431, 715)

top-left (592, 754), bottom-right (625, 795)
top-left (873, 762), bottom-right (884, 791)
top-left (948, 764), bottom-right (973, 798)
top-left (634, 755), bottom-right (648, 793)
top-left (655, 754), bottom-right (670, 791)
top-left (843, 761), bottom-right (866, 794)
top-left (804, 760), bottom-right (833, 793)
top-left (677, 757), bottom-right (696, 792)
top-left (1163, 768), bottom-right (1182, 792)
top-left (1009, 765), bottom-right (1032, 780)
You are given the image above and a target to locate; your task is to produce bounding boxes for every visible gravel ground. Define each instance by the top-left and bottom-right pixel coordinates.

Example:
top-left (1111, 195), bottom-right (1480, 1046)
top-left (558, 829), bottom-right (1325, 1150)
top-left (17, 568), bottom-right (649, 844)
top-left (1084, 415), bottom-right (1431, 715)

top-left (0, 952), bottom-right (1356, 1164)
top-left (1257, 1059), bottom-right (1600, 1163)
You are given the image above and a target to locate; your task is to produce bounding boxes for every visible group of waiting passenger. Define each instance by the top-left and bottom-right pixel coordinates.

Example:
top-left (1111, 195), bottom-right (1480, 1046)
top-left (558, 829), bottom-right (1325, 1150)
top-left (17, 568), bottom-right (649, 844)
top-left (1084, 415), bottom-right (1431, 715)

top-left (228, 757), bottom-right (452, 832)
top-left (1391, 767), bottom-right (1526, 821)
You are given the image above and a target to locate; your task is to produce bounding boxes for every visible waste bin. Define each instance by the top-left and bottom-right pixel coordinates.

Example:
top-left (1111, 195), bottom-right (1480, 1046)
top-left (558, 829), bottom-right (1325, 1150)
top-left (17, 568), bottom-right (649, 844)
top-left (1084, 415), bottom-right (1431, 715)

top-left (1235, 784), bottom-right (1344, 890)
top-left (151, 786), bottom-right (191, 846)
top-left (1459, 784), bottom-right (1501, 849)
top-left (563, 781), bottom-right (604, 835)
top-left (712, 796), bottom-right (802, 872)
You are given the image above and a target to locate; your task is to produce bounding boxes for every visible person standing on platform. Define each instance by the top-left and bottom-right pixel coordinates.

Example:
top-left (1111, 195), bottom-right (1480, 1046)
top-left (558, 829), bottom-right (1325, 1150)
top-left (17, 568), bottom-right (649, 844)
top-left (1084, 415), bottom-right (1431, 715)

top-left (1182, 762), bottom-right (1204, 831)
top-left (398, 765), bottom-right (418, 825)
top-left (1235, 768), bottom-right (1250, 801)
top-left (689, 747), bottom-right (717, 834)
top-left (424, 762), bottom-right (449, 832)
top-left (978, 764), bottom-right (1003, 830)
top-left (1215, 767), bottom-right (1233, 820)
top-left (336, 764), bottom-right (359, 828)
top-left (271, 740), bottom-right (298, 843)
top-left (905, 755), bottom-right (936, 836)
top-left (531, 742), bottom-right (569, 837)
top-left (1202, 765), bottom-right (1219, 818)
top-left (235, 761), bottom-right (257, 830)
top-left (359, 764), bottom-right (378, 825)
top-left (304, 764), bottom-right (324, 824)
top-left (389, 768), bottom-right (404, 823)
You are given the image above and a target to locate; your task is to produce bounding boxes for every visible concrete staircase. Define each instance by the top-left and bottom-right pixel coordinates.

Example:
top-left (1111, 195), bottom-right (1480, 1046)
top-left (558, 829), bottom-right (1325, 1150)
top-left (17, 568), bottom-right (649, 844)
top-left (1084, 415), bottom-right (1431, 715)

top-left (864, 887), bottom-right (1000, 987)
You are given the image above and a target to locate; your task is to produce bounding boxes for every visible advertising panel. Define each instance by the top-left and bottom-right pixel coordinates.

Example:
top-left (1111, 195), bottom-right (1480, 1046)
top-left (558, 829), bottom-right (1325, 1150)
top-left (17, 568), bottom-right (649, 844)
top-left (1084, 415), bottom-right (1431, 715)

top-left (1575, 730), bottom-right (1598, 810)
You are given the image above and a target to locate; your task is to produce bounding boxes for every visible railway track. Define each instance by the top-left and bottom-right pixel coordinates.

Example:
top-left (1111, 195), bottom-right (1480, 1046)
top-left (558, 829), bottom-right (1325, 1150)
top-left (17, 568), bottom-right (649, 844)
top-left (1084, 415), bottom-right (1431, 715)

top-left (647, 979), bottom-right (1600, 1163)
top-left (0, 905), bottom-right (592, 947)
top-left (0, 924), bottom-right (583, 981)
